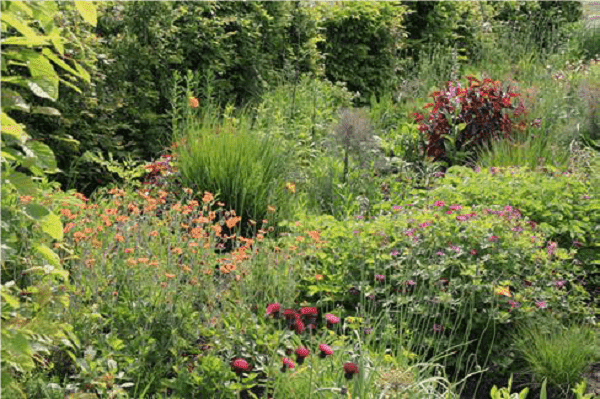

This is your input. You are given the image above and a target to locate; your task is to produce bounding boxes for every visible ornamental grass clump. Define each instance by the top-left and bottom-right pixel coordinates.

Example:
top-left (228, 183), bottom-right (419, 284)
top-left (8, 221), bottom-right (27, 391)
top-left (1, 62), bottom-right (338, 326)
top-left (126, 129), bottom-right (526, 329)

top-left (174, 102), bottom-right (292, 236)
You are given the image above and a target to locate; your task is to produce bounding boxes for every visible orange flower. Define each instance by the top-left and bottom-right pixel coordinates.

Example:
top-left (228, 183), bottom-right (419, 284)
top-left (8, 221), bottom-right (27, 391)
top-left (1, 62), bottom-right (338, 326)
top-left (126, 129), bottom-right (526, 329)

top-left (181, 223), bottom-right (189, 229)
top-left (137, 258), bottom-right (149, 264)
top-left (150, 231), bottom-right (159, 237)
top-left (315, 274), bottom-right (324, 281)
top-left (216, 201), bottom-right (225, 207)
top-left (105, 208), bottom-right (118, 215)
top-left (202, 192), bottom-right (214, 203)
top-left (188, 242), bottom-right (198, 248)
top-left (267, 205), bottom-right (276, 213)
top-left (85, 259), bottom-right (96, 268)
top-left (74, 192), bottom-right (88, 202)
top-left (19, 196), bottom-right (34, 204)
top-left (127, 258), bottom-right (138, 266)
top-left (171, 247), bottom-right (183, 255)
top-left (60, 208), bottom-right (72, 218)
top-left (165, 273), bottom-right (176, 279)
top-left (226, 216), bottom-right (241, 229)
top-left (306, 230), bottom-right (321, 242)
top-left (149, 260), bottom-right (159, 267)
top-left (63, 222), bottom-right (76, 234)
top-left (208, 211), bottom-right (216, 221)
top-left (189, 277), bottom-right (198, 285)
top-left (193, 216), bottom-right (209, 224)
top-left (73, 231), bottom-right (87, 242)
top-left (128, 204), bottom-right (140, 215)
top-left (295, 236), bottom-right (305, 242)
top-left (115, 234), bottom-right (125, 242)
top-left (180, 264), bottom-right (192, 273)
top-left (211, 225), bottom-right (222, 235)
top-left (124, 248), bottom-right (134, 254)
top-left (183, 187), bottom-right (193, 195)
top-left (188, 97), bottom-right (199, 108)
top-left (116, 215), bottom-right (130, 223)
top-left (171, 202), bottom-right (182, 212)
top-left (84, 227), bottom-right (93, 235)
top-left (188, 200), bottom-right (199, 208)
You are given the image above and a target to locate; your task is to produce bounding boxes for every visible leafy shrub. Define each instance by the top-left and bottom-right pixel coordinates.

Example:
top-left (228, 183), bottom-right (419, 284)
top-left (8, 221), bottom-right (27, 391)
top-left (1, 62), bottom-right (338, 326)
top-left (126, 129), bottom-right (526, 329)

top-left (316, 2), bottom-right (409, 103)
top-left (413, 76), bottom-right (528, 167)
top-left (280, 200), bottom-right (592, 374)
top-left (489, 1), bottom-right (583, 55)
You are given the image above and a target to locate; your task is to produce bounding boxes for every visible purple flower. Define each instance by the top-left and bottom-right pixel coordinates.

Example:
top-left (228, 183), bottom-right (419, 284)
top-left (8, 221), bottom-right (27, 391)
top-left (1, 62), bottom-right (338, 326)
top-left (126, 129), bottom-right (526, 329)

top-left (554, 280), bottom-right (565, 289)
top-left (375, 274), bottom-right (385, 283)
top-left (419, 221), bottom-right (432, 228)
top-left (433, 201), bottom-right (445, 207)
top-left (512, 226), bottom-right (524, 232)
top-left (535, 301), bottom-right (548, 309)
top-left (390, 249), bottom-right (399, 256)
top-left (356, 215), bottom-right (364, 220)
top-left (582, 195), bottom-right (591, 200)
top-left (450, 205), bottom-right (463, 211)
top-left (392, 205), bottom-right (403, 211)
top-left (436, 251), bottom-right (444, 256)
top-left (353, 230), bottom-right (360, 235)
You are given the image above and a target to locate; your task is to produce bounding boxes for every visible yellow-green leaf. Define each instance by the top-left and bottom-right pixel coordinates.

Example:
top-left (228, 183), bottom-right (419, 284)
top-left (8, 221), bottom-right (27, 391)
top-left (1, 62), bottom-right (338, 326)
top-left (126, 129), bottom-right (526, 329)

top-left (41, 212), bottom-right (63, 241)
top-left (75, 2), bottom-right (97, 27)
top-left (34, 244), bottom-right (60, 267)
top-left (1, 36), bottom-right (52, 46)
top-left (0, 12), bottom-right (38, 40)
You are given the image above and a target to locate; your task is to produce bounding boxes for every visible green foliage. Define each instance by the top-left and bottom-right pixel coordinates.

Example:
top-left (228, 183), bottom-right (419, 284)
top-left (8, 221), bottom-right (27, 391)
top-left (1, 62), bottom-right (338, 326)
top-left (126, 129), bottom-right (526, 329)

top-left (0, 1), bottom-right (95, 395)
top-left (281, 198), bottom-right (592, 374)
top-left (489, 375), bottom-right (530, 399)
top-left (316, 2), bottom-right (409, 103)
top-left (513, 317), bottom-right (599, 396)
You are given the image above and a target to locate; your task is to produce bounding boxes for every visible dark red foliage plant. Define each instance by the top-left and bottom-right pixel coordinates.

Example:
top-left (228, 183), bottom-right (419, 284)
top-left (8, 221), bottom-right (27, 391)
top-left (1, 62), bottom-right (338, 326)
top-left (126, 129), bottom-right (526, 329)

top-left (412, 76), bottom-right (528, 168)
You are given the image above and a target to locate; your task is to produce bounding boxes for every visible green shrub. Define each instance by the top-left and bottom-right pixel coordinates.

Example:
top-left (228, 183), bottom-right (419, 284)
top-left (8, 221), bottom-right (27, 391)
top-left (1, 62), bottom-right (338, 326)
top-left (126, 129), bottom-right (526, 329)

top-left (280, 199), bottom-right (592, 374)
top-left (316, 2), bottom-right (409, 103)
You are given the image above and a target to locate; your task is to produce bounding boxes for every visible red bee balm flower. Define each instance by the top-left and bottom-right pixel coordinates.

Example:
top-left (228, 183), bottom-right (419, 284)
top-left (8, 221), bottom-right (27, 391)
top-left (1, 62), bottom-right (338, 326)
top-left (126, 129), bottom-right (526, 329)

top-left (281, 358), bottom-right (295, 372)
top-left (301, 307), bottom-right (318, 317)
top-left (319, 344), bottom-right (333, 358)
top-left (295, 347), bottom-right (310, 365)
top-left (325, 314), bottom-right (340, 329)
top-left (266, 303), bottom-right (281, 317)
top-left (231, 358), bottom-right (250, 373)
top-left (343, 362), bottom-right (359, 379)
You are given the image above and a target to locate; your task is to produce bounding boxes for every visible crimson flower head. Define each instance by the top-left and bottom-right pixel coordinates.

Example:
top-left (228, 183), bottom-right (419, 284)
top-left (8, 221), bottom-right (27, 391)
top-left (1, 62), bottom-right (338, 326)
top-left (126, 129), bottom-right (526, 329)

top-left (281, 358), bottom-right (295, 372)
top-left (266, 303), bottom-right (281, 317)
top-left (231, 358), bottom-right (250, 373)
top-left (301, 307), bottom-right (318, 317)
top-left (343, 362), bottom-right (359, 379)
top-left (319, 344), bottom-right (333, 358)
top-left (375, 275), bottom-right (385, 283)
top-left (294, 317), bottom-right (305, 334)
top-left (295, 347), bottom-right (310, 365)
top-left (324, 314), bottom-right (340, 329)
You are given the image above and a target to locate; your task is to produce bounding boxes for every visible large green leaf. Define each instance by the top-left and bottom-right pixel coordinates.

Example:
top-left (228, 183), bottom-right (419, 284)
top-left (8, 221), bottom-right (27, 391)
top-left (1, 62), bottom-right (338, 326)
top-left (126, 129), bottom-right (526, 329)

top-left (1, 112), bottom-right (28, 143)
top-left (41, 212), bottom-right (63, 241)
top-left (31, 106), bottom-right (61, 117)
top-left (24, 204), bottom-right (50, 220)
top-left (34, 244), bottom-right (60, 267)
top-left (0, 12), bottom-right (38, 40)
top-left (5, 172), bottom-right (38, 196)
top-left (25, 52), bottom-right (58, 100)
top-left (27, 141), bottom-right (58, 171)
top-left (1, 36), bottom-right (52, 46)
top-left (0, 90), bottom-right (30, 113)
top-left (42, 48), bottom-right (85, 81)
top-left (75, 1), bottom-right (97, 27)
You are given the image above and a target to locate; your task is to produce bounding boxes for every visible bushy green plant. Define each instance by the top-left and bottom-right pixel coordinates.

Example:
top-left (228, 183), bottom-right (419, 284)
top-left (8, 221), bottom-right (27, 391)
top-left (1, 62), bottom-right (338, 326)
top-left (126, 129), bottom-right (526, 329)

top-left (315, 2), bottom-right (409, 103)
top-left (280, 198), bottom-right (592, 375)
top-left (513, 317), bottom-right (599, 397)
